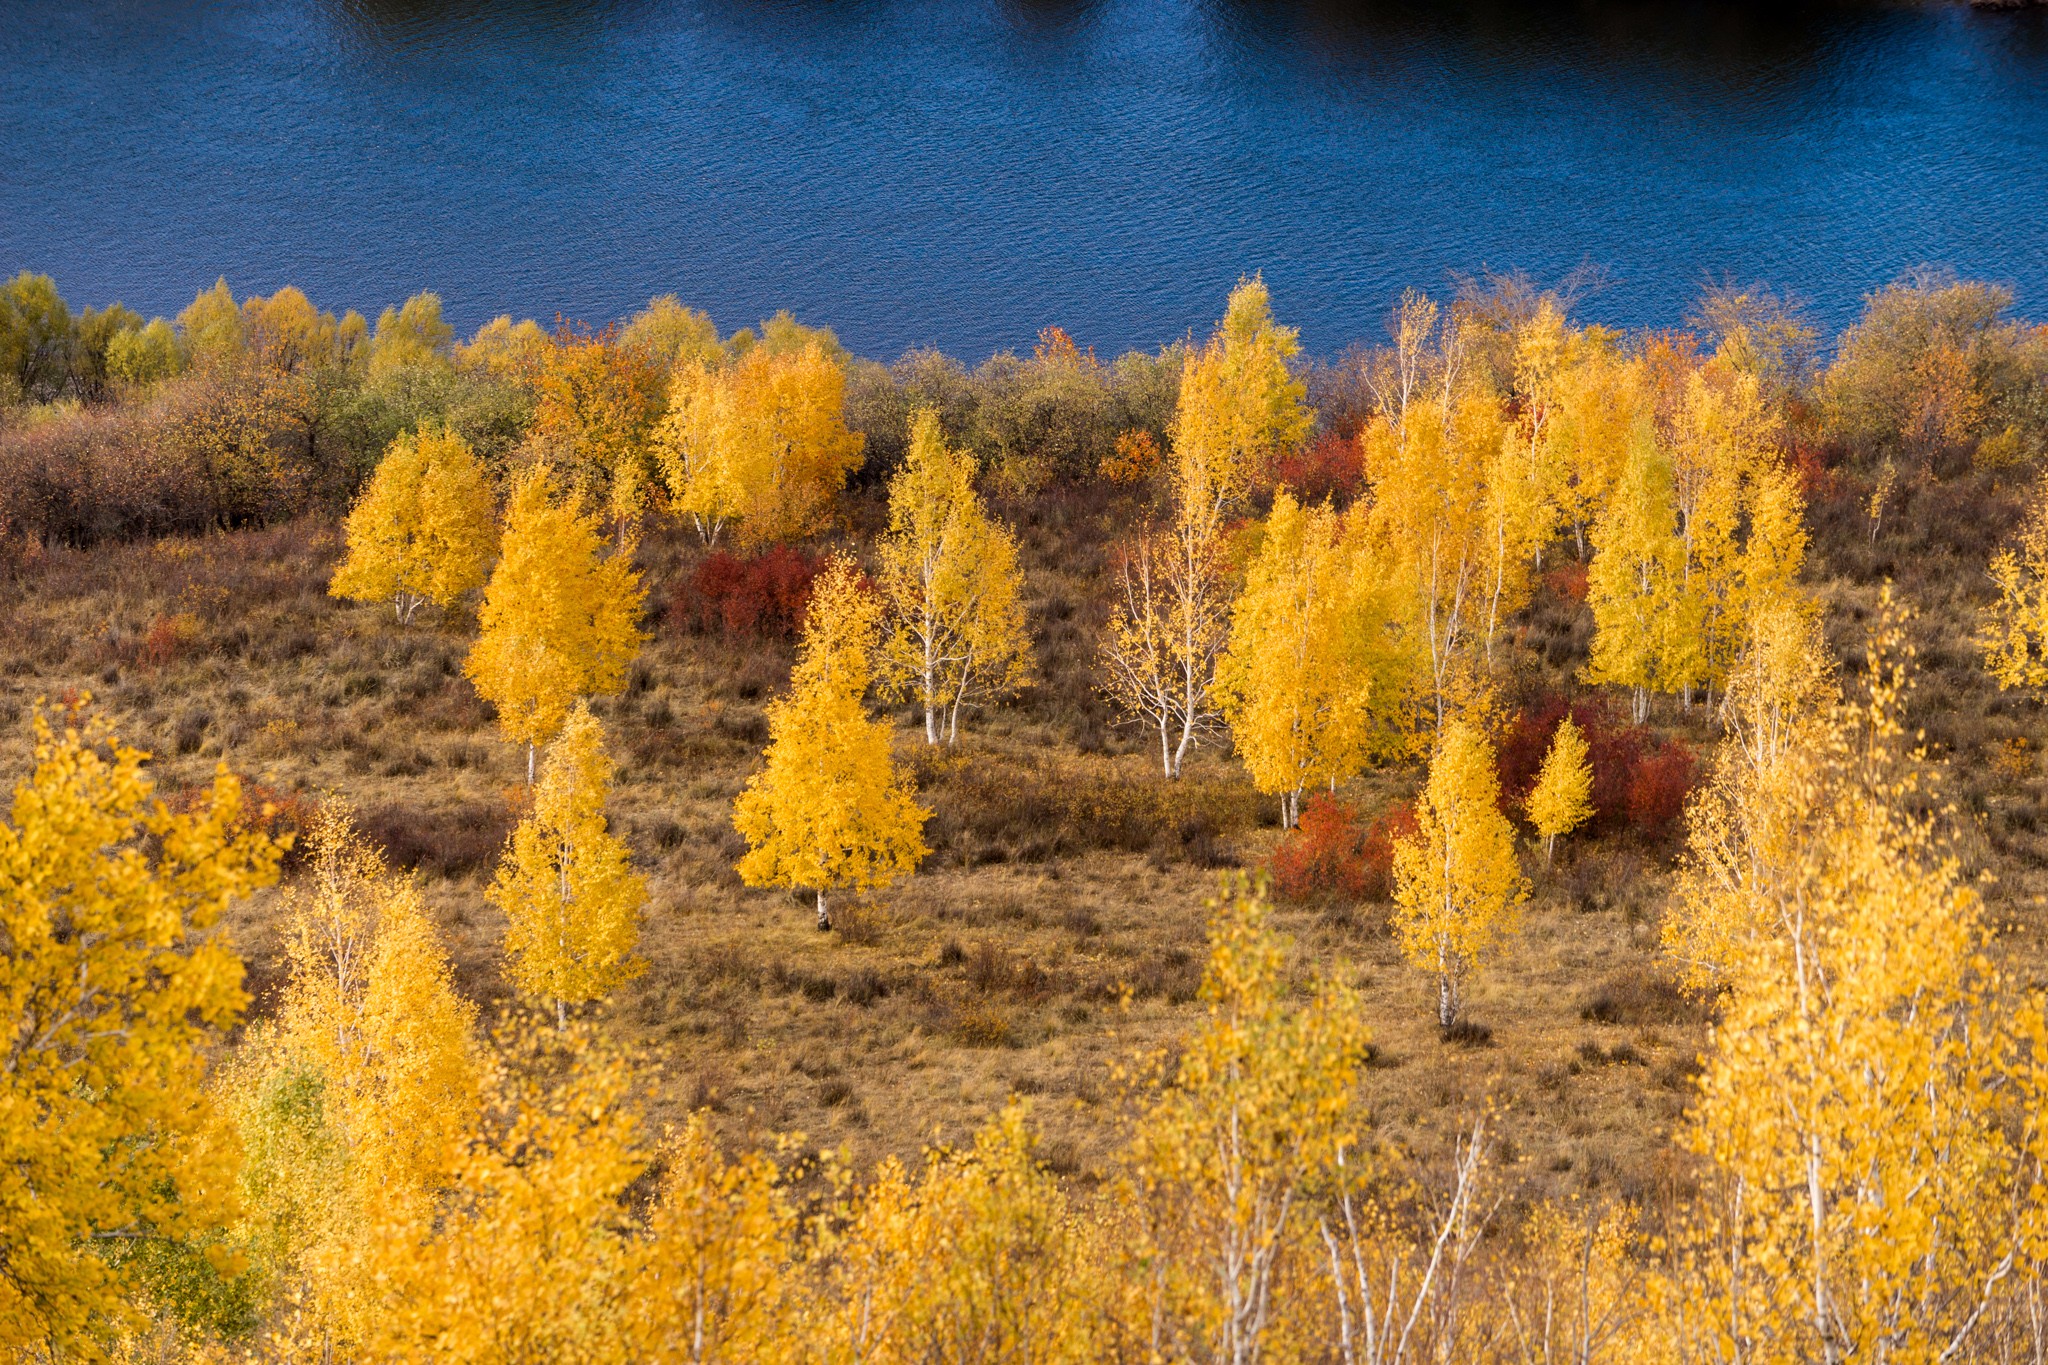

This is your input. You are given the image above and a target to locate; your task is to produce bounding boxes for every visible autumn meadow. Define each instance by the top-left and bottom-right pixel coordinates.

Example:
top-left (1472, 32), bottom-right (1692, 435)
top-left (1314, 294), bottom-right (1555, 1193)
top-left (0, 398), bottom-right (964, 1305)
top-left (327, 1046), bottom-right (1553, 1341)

top-left (6, 268), bottom-right (2048, 1362)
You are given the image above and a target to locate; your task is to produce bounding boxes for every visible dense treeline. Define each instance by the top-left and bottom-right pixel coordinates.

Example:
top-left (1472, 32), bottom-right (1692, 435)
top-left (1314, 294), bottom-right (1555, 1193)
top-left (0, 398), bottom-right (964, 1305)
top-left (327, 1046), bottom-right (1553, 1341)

top-left (3, 265), bottom-right (2044, 547)
top-left (5, 262), bottom-right (2048, 1362)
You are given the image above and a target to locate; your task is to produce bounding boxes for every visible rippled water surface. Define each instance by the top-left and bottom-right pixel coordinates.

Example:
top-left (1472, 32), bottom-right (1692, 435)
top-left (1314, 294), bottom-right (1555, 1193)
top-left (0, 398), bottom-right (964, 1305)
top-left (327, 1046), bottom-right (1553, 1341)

top-left (3, 0), bottom-right (2045, 355)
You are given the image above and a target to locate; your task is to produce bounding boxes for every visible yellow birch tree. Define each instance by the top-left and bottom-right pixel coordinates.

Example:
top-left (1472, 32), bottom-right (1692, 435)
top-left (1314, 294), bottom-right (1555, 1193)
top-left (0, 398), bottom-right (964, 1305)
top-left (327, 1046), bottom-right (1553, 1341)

top-left (733, 554), bottom-right (929, 930)
top-left (633, 1114), bottom-right (804, 1363)
top-left (329, 426), bottom-right (498, 623)
top-left (1124, 874), bottom-right (1369, 1364)
top-left (1099, 279), bottom-right (1312, 778)
top-left (1983, 474), bottom-right (2048, 693)
top-left (876, 409), bottom-right (1032, 745)
top-left (1172, 275), bottom-right (1313, 518)
top-left (350, 1024), bottom-right (644, 1363)
top-left (1581, 429), bottom-right (1683, 724)
top-left (488, 702), bottom-right (646, 1028)
top-left (1392, 718), bottom-right (1528, 1029)
top-left (1654, 595), bottom-right (2048, 1363)
top-left (0, 708), bottom-right (280, 1358)
top-left (1525, 714), bottom-right (1593, 865)
top-left (1216, 492), bottom-right (1401, 828)
top-left (464, 464), bottom-right (644, 781)
top-left (1099, 485), bottom-right (1233, 780)
top-left (1542, 345), bottom-right (1642, 560)
top-left (257, 802), bottom-right (481, 1344)
top-left (655, 339), bottom-right (865, 548)
top-left (1364, 391), bottom-right (1511, 726)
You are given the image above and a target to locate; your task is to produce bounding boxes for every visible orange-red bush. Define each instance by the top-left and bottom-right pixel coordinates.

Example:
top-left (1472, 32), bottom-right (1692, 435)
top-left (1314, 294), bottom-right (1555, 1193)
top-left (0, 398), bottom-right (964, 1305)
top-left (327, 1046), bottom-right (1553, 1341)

top-left (1268, 793), bottom-right (1415, 902)
top-left (1261, 431), bottom-right (1365, 507)
top-left (1542, 562), bottom-right (1589, 602)
top-left (673, 546), bottom-right (821, 639)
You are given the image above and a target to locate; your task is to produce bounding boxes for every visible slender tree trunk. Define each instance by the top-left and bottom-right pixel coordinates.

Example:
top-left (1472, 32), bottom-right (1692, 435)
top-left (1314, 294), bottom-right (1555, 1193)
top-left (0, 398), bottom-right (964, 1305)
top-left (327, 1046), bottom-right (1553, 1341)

top-left (1438, 970), bottom-right (1457, 1030)
top-left (1545, 832), bottom-right (1556, 868)
top-left (528, 741), bottom-right (537, 785)
top-left (556, 997), bottom-right (566, 1030)
top-left (815, 887), bottom-right (831, 932)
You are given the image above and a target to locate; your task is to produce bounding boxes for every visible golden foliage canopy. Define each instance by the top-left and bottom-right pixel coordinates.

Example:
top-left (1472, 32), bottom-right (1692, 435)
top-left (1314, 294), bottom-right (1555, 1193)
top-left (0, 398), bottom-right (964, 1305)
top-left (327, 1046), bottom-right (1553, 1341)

top-left (656, 337), bottom-right (865, 548)
top-left (1392, 718), bottom-right (1528, 1028)
top-left (733, 554), bottom-right (929, 929)
top-left (488, 702), bottom-right (647, 1023)
top-left (1216, 490), bottom-right (1404, 826)
top-left (329, 425), bottom-right (498, 622)
top-left (463, 464), bottom-right (645, 764)
top-left (0, 707), bottom-right (280, 1357)
top-left (1524, 713), bottom-right (1593, 862)
top-left (876, 408), bottom-right (1032, 744)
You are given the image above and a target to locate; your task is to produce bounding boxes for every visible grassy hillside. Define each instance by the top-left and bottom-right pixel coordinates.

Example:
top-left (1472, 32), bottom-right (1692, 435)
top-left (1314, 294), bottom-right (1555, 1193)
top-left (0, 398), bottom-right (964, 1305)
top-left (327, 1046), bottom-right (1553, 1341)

top-left (16, 454), bottom-right (2032, 1210)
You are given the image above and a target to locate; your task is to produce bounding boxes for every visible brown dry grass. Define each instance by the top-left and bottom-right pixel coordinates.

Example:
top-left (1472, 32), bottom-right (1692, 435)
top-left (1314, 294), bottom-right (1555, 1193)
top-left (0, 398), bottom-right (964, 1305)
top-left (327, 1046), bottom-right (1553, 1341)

top-left (23, 463), bottom-right (2030, 1210)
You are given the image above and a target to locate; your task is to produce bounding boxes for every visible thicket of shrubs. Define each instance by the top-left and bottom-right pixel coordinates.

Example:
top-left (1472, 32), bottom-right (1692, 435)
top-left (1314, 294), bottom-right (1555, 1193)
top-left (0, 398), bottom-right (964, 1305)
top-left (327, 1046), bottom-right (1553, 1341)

top-left (1267, 694), bottom-right (1698, 907)
top-left (4, 266), bottom-right (2044, 556)
top-left (670, 545), bottom-right (823, 639)
top-left (1496, 695), bottom-right (1695, 842)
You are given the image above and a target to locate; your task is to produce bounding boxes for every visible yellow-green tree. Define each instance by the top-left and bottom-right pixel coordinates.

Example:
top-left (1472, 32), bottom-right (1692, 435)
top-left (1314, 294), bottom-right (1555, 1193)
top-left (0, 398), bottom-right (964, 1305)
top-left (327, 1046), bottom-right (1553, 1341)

top-left (178, 277), bottom-right (244, 368)
top-left (1581, 429), bottom-right (1683, 724)
top-left (456, 315), bottom-right (548, 378)
top-left (329, 425), bottom-right (498, 623)
top-left (1124, 874), bottom-right (1369, 1363)
top-left (656, 337), bottom-right (865, 548)
top-left (367, 291), bottom-right (454, 378)
top-left (1216, 491), bottom-right (1402, 828)
top-left (1983, 474), bottom-right (2048, 692)
top-left (252, 803), bottom-right (481, 1346)
top-left (1364, 390), bottom-right (1513, 726)
top-left (1525, 714), bottom-right (1593, 865)
top-left (1392, 718), bottom-right (1528, 1029)
top-left (620, 293), bottom-right (721, 373)
top-left (1172, 275), bottom-right (1314, 518)
top-left (734, 554), bottom-right (929, 930)
top-left (876, 409), bottom-right (1032, 745)
top-left (1653, 594), bottom-right (2048, 1363)
top-left (464, 464), bottom-right (645, 781)
top-left (0, 707), bottom-right (280, 1358)
top-left (488, 702), bottom-right (646, 1028)
top-left (348, 1024), bottom-right (644, 1363)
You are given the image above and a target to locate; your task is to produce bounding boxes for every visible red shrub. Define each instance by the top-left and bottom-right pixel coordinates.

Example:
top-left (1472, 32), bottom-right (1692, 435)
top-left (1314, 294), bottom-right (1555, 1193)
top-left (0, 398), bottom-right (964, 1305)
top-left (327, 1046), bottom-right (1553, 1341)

top-left (1263, 432), bottom-right (1365, 507)
top-left (1582, 722), bottom-right (1646, 836)
top-left (1791, 442), bottom-right (1843, 502)
top-left (139, 613), bottom-right (183, 668)
top-left (1542, 563), bottom-right (1589, 601)
top-left (1626, 743), bottom-right (1695, 840)
top-left (1268, 794), bottom-right (1415, 902)
top-left (675, 546), bottom-right (821, 639)
top-left (1357, 801), bottom-right (1419, 900)
top-left (1496, 696), bottom-right (1573, 807)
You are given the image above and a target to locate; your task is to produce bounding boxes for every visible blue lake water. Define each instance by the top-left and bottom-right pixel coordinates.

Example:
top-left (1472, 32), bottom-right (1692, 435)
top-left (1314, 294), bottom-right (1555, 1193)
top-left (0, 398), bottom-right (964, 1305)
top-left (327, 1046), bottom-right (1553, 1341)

top-left (3, 0), bottom-right (2045, 358)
